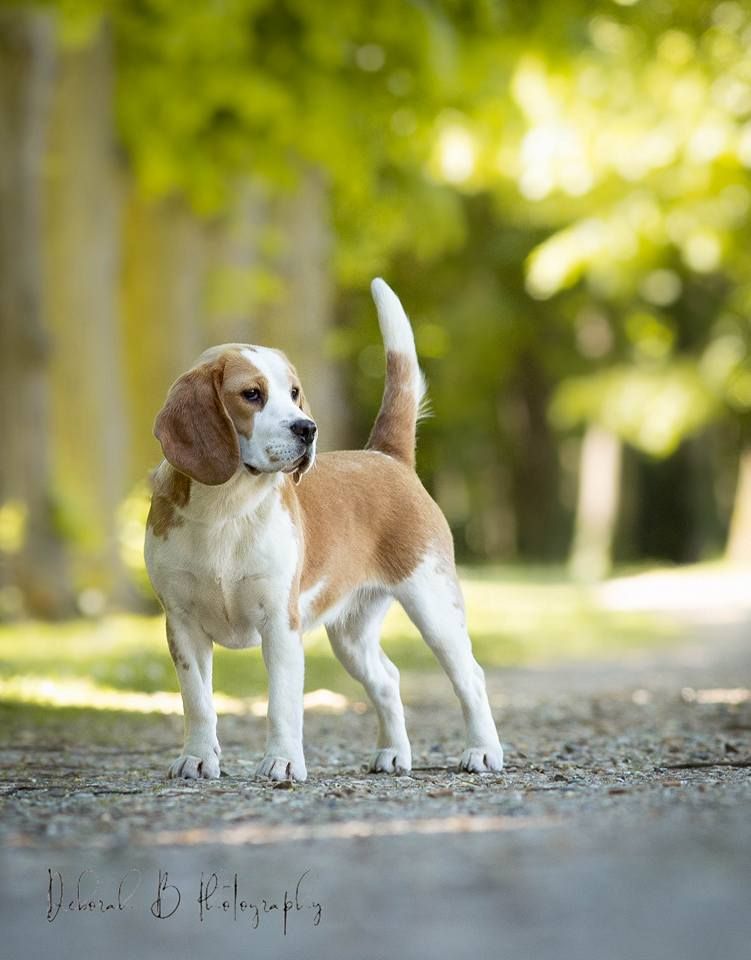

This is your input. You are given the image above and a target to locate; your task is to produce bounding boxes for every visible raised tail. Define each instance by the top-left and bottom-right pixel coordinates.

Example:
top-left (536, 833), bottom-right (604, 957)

top-left (366, 278), bottom-right (427, 469)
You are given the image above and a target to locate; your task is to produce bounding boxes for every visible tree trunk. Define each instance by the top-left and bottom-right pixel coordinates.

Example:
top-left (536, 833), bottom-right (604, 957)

top-left (505, 353), bottom-right (563, 559)
top-left (208, 171), bottom-right (348, 450)
top-left (635, 444), bottom-right (694, 564)
top-left (121, 191), bottom-right (208, 482)
top-left (0, 10), bottom-right (75, 618)
top-left (263, 169), bottom-right (347, 450)
top-left (44, 21), bottom-right (128, 609)
top-left (726, 441), bottom-right (751, 565)
top-left (205, 180), bottom-right (268, 346)
top-left (568, 424), bottom-right (622, 582)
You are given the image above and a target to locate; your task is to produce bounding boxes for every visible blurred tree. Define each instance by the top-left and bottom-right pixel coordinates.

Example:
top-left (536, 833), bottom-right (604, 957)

top-left (6, 0), bottom-right (751, 620)
top-left (0, 7), bottom-right (75, 617)
top-left (121, 190), bottom-right (207, 481)
top-left (45, 19), bottom-right (131, 609)
top-left (111, 0), bottom-right (472, 467)
top-left (241, 170), bottom-right (348, 451)
top-left (439, 0), bottom-right (751, 570)
top-left (568, 424), bottom-right (621, 582)
top-left (205, 173), bottom-right (349, 450)
top-left (519, 4), bottom-right (751, 568)
top-left (726, 417), bottom-right (751, 563)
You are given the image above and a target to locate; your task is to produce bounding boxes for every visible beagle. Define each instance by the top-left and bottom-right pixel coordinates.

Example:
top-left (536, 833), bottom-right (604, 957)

top-left (145, 279), bottom-right (503, 781)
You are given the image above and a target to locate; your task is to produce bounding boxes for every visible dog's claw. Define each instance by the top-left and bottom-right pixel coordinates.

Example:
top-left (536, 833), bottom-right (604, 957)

top-left (255, 754), bottom-right (307, 782)
top-left (370, 747), bottom-right (412, 774)
top-left (459, 745), bottom-right (504, 773)
top-left (168, 753), bottom-right (220, 780)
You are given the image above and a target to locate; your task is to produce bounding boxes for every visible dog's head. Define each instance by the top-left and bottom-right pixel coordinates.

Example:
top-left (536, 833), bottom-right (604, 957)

top-left (154, 345), bottom-right (317, 486)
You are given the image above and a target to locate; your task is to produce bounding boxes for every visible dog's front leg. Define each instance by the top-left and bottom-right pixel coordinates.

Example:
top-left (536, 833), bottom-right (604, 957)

top-left (165, 617), bottom-right (221, 780)
top-left (256, 614), bottom-right (307, 782)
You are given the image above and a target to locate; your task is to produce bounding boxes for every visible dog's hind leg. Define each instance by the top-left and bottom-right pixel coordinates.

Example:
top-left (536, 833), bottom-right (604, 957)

top-left (326, 594), bottom-right (412, 773)
top-left (395, 555), bottom-right (503, 773)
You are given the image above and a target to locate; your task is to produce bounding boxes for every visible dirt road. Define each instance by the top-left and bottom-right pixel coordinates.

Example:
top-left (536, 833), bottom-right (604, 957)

top-left (1, 618), bottom-right (750, 959)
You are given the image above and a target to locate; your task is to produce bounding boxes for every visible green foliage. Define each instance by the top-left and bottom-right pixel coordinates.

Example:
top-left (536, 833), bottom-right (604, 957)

top-left (72, 0), bottom-right (751, 454)
top-left (403, 0), bottom-right (751, 462)
top-left (10, 0), bottom-right (751, 576)
top-left (112, 0), bottom-right (469, 279)
top-left (551, 362), bottom-right (718, 456)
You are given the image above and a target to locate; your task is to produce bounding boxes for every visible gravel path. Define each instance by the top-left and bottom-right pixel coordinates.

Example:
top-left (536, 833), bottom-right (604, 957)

top-left (1, 617), bottom-right (750, 958)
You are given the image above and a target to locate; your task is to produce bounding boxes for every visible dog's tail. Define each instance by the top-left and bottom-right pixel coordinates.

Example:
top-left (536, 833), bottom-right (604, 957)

top-left (366, 278), bottom-right (428, 469)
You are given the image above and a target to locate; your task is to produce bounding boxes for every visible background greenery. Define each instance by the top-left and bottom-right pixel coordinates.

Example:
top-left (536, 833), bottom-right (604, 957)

top-left (0, 566), bottom-right (685, 720)
top-left (2, 0), bottom-right (751, 626)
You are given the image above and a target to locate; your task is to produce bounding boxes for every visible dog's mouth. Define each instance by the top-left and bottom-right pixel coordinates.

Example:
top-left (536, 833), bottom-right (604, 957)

top-left (281, 452), bottom-right (310, 475)
top-left (244, 452), bottom-right (310, 477)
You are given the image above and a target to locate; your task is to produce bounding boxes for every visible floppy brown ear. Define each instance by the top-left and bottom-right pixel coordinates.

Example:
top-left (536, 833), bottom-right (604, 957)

top-left (154, 360), bottom-right (240, 485)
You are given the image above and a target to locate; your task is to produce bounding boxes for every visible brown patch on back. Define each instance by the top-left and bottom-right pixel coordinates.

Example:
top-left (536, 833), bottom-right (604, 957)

top-left (366, 352), bottom-right (417, 468)
top-left (147, 468), bottom-right (191, 539)
top-left (292, 450), bottom-right (452, 622)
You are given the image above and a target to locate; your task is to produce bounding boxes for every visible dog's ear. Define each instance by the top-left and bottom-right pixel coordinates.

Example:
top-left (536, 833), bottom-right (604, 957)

top-left (154, 360), bottom-right (240, 485)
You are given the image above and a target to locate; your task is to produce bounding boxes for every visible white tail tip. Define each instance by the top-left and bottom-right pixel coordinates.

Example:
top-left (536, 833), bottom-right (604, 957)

top-left (370, 277), bottom-right (399, 309)
top-left (370, 277), bottom-right (416, 356)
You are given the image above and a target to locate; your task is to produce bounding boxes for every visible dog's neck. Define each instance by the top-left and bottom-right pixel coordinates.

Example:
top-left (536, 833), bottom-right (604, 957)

top-left (160, 462), bottom-right (283, 527)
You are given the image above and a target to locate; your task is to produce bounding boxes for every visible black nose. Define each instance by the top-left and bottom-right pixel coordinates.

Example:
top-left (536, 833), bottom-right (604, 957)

top-left (290, 419), bottom-right (317, 445)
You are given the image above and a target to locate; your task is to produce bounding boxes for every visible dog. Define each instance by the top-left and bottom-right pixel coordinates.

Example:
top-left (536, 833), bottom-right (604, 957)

top-left (145, 279), bottom-right (503, 781)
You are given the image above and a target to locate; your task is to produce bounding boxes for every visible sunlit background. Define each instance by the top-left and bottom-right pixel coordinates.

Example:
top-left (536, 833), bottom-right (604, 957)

top-left (1, 0), bottom-right (751, 715)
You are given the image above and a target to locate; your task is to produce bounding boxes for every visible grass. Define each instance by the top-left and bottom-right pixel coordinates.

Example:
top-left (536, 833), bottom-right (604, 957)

top-left (0, 567), bottom-right (683, 718)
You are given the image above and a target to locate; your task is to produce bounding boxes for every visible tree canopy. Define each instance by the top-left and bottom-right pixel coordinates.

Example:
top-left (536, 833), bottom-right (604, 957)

top-left (2, 0), bottom-right (751, 616)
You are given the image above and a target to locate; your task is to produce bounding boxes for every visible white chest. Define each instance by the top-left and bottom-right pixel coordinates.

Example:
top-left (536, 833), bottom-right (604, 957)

top-left (145, 493), bottom-right (299, 649)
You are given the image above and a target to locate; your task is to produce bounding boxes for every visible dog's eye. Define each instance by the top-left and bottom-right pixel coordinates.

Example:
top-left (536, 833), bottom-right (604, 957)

top-left (242, 388), bottom-right (262, 403)
top-left (291, 387), bottom-right (300, 402)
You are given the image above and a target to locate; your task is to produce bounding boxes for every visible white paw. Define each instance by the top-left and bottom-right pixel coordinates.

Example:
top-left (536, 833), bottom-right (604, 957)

top-left (459, 744), bottom-right (504, 773)
top-left (255, 754), bottom-right (307, 782)
top-left (370, 746), bottom-right (412, 774)
top-left (168, 752), bottom-right (221, 780)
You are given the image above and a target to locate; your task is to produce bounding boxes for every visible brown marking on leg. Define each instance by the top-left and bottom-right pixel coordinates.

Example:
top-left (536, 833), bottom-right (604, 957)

top-left (288, 589), bottom-right (301, 633)
top-left (166, 620), bottom-right (190, 671)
